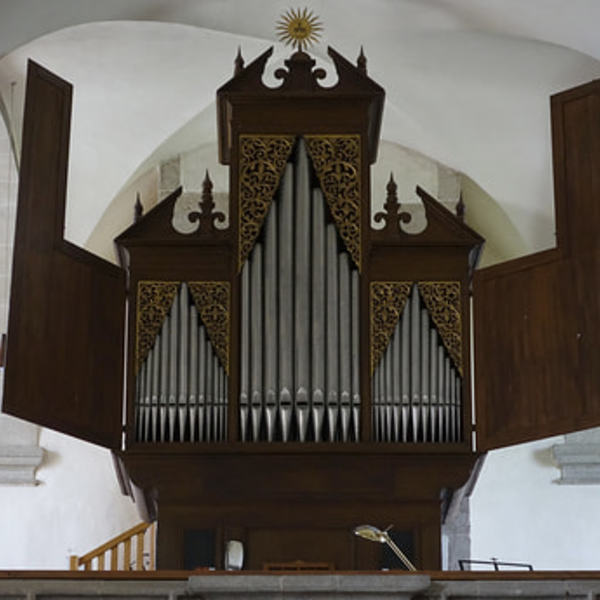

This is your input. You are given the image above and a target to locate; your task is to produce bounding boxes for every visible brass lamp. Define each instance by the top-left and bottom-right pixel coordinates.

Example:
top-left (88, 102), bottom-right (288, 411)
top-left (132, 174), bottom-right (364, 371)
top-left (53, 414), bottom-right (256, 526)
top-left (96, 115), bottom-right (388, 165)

top-left (353, 524), bottom-right (417, 571)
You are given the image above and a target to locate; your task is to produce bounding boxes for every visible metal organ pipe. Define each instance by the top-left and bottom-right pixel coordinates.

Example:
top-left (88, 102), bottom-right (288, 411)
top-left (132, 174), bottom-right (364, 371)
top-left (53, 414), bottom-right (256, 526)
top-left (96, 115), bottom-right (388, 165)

top-left (326, 222), bottom-right (340, 441)
top-left (429, 329), bottom-right (438, 442)
top-left (188, 306), bottom-right (198, 442)
top-left (400, 305), bottom-right (410, 442)
top-left (264, 200), bottom-right (278, 442)
top-left (250, 243), bottom-right (263, 441)
top-left (238, 140), bottom-right (361, 442)
top-left (151, 334), bottom-right (160, 441)
top-left (278, 163), bottom-right (294, 442)
top-left (384, 329), bottom-right (393, 442)
top-left (294, 139), bottom-right (311, 442)
top-left (198, 326), bottom-right (207, 441)
top-left (410, 288), bottom-right (420, 441)
top-left (339, 252), bottom-right (352, 443)
top-left (178, 283), bottom-right (189, 440)
top-left (351, 269), bottom-right (360, 441)
top-left (420, 307), bottom-right (429, 442)
top-left (311, 189), bottom-right (326, 442)
top-left (392, 326), bottom-right (401, 443)
top-left (371, 285), bottom-right (463, 443)
top-left (135, 284), bottom-right (228, 443)
top-left (239, 263), bottom-right (250, 441)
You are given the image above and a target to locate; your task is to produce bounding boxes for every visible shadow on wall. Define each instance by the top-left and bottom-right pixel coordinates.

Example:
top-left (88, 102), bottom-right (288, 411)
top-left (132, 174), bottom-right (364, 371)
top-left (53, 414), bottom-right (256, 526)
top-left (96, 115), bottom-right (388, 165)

top-left (460, 174), bottom-right (528, 268)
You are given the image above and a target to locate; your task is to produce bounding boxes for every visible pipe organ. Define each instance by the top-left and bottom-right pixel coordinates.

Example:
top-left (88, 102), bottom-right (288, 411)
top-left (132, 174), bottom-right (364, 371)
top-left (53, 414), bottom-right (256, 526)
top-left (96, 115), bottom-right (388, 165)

top-left (25, 38), bottom-right (576, 572)
top-left (117, 50), bottom-right (480, 446)
top-left (111, 42), bottom-right (485, 569)
top-left (6, 41), bottom-right (600, 572)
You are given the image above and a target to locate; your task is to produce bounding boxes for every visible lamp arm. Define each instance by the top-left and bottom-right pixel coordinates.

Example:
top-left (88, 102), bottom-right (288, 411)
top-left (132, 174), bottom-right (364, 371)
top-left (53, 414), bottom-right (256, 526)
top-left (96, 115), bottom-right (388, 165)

top-left (382, 532), bottom-right (417, 571)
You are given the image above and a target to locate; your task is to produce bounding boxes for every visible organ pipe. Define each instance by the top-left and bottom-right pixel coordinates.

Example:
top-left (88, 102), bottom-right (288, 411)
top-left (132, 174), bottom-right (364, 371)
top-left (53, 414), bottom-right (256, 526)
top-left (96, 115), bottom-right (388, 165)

top-left (250, 243), bottom-right (263, 441)
top-left (339, 252), bottom-right (352, 443)
top-left (278, 163), bottom-right (294, 442)
top-left (351, 269), bottom-right (360, 441)
top-left (189, 306), bottom-right (198, 442)
top-left (239, 263), bottom-right (250, 442)
top-left (295, 140), bottom-right (311, 442)
top-left (264, 200), bottom-right (278, 442)
top-left (312, 189), bottom-right (326, 442)
top-left (372, 285), bottom-right (463, 443)
top-left (198, 325), bottom-right (206, 442)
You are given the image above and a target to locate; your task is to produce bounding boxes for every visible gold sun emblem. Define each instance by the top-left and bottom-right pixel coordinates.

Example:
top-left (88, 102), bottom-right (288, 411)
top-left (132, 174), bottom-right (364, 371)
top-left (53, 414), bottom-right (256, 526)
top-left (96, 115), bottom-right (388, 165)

top-left (276, 8), bottom-right (323, 52)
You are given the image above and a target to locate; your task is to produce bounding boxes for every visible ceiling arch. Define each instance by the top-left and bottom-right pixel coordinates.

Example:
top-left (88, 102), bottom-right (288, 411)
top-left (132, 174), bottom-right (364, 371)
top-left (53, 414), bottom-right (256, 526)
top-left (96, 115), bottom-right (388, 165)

top-left (0, 9), bottom-right (598, 254)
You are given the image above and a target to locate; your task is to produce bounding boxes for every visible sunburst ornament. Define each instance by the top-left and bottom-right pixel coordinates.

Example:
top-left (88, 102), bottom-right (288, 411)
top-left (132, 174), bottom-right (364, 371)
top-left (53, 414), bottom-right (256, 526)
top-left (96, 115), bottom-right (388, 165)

top-left (276, 8), bottom-right (323, 52)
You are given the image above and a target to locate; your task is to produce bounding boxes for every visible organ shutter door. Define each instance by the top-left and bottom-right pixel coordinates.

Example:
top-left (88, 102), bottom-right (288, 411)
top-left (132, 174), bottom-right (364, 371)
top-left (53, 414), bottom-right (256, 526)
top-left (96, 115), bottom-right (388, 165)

top-left (2, 61), bottom-right (125, 449)
top-left (473, 79), bottom-right (600, 451)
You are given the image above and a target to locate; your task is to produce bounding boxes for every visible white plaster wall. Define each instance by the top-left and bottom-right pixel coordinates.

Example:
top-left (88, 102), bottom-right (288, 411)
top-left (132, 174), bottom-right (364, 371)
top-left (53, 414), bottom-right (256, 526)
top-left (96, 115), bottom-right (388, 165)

top-left (470, 436), bottom-right (600, 570)
top-left (0, 426), bottom-right (139, 569)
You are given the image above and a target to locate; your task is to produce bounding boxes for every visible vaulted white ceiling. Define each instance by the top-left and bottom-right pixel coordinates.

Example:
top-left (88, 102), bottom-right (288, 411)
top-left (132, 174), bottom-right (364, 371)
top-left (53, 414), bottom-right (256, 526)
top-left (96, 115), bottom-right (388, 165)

top-left (1, 0), bottom-right (599, 254)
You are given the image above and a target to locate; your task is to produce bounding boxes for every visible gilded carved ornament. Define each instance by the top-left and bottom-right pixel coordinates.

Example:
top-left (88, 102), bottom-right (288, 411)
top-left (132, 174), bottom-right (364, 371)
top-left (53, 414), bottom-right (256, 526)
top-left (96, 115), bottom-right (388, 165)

top-left (136, 281), bottom-right (179, 372)
top-left (370, 280), bottom-right (463, 376)
top-left (188, 282), bottom-right (231, 375)
top-left (370, 282), bottom-right (412, 373)
top-left (417, 281), bottom-right (463, 375)
top-left (238, 135), bottom-right (295, 270)
top-left (136, 281), bottom-right (230, 375)
top-left (305, 135), bottom-right (362, 271)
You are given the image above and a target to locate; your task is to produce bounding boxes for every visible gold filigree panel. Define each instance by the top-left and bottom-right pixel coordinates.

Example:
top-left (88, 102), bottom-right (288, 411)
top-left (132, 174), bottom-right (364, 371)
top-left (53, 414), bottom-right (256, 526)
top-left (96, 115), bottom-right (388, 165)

top-left (189, 282), bottom-right (231, 375)
top-left (305, 135), bottom-right (362, 270)
top-left (238, 135), bottom-right (295, 270)
top-left (418, 281), bottom-right (463, 375)
top-left (136, 281), bottom-right (179, 372)
top-left (370, 281), bottom-right (412, 373)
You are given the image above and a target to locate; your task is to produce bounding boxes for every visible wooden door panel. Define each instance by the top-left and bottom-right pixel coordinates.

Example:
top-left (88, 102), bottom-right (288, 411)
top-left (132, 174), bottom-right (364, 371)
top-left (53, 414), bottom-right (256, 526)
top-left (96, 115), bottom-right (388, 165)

top-left (474, 254), bottom-right (579, 449)
top-left (2, 61), bottom-right (125, 449)
top-left (474, 79), bottom-right (600, 450)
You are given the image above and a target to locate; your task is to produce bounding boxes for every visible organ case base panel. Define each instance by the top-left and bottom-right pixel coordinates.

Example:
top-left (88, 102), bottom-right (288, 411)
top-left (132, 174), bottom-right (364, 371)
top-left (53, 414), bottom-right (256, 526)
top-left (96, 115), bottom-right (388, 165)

top-left (120, 449), bottom-right (477, 570)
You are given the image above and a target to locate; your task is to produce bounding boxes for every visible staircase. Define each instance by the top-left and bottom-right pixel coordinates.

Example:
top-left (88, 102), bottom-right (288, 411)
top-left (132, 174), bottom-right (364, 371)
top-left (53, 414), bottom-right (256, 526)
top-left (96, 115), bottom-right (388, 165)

top-left (69, 522), bottom-right (156, 571)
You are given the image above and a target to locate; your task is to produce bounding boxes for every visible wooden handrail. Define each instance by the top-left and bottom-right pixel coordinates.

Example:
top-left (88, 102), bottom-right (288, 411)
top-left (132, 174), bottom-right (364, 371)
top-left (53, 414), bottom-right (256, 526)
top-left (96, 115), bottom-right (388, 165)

top-left (70, 522), bottom-right (156, 571)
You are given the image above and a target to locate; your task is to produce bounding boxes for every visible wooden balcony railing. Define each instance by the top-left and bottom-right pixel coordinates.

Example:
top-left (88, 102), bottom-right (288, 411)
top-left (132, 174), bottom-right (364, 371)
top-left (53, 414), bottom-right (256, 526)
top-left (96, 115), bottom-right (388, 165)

top-left (69, 521), bottom-right (156, 571)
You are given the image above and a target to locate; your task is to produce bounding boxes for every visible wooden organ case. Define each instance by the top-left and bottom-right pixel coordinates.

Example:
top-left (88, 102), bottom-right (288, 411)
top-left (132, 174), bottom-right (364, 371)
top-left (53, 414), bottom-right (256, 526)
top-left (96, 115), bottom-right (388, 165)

top-left (111, 46), bottom-right (483, 569)
top-left (4, 48), bottom-right (600, 571)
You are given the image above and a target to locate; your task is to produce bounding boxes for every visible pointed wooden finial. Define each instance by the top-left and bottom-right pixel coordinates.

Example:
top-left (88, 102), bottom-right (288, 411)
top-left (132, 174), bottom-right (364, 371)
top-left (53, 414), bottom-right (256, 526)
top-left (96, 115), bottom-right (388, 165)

top-left (386, 172), bottom-right (397, 198)
top-left (134, 192), bottom-right (143, 223)
top-left (201, 170), bottom-right (214, 214)
top-left (373, 172), bottom-right (412, 234)
top-left (381, 172), bottom-right (400, 224)
top-left (357, 46), bottom-right (367, 74)
top-left (234, 46), bottom-right (245, 76)
top-left (456, 192), bottom-right (465, 222)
